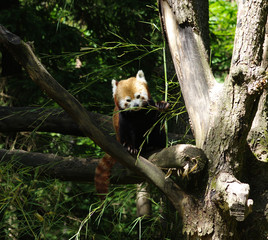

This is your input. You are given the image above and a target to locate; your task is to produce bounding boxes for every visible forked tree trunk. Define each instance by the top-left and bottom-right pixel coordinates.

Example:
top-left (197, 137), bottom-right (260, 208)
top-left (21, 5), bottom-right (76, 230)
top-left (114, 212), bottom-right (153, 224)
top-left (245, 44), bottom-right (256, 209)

top-left (159, 0), bottom-right (268, 239)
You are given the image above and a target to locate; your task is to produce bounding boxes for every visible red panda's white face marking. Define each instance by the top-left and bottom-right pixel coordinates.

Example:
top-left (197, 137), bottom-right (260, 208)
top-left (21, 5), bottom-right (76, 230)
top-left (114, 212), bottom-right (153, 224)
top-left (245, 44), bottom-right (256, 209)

top-left (112, 70), bottom-right (150, 110)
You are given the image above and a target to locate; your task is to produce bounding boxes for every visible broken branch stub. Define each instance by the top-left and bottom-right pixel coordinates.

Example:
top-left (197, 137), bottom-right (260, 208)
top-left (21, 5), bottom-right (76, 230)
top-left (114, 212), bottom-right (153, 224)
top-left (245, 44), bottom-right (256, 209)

top-left (149, 144), bottom-right (207, 175)
top-left (212, 172), bottom-right (253, 221)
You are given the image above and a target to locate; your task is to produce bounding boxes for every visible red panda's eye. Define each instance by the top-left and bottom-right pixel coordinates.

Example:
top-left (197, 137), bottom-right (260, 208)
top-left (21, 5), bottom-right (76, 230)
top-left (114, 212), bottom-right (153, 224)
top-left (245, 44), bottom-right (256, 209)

top-left (136, 95), bottom-right (140, 99)
top-left (126, 99), bottom-right (131, 102)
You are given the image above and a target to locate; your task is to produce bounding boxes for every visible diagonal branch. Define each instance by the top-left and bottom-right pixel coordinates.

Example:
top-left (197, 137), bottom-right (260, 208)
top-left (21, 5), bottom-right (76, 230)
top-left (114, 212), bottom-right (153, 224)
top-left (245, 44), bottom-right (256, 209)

top-left (0, 25), bottom-right (191, 214)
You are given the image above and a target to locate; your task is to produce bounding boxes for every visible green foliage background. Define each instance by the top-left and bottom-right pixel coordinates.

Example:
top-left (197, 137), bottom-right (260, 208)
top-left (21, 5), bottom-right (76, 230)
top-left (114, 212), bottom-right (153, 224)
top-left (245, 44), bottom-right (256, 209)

top-left (0, 0), bottom-right (237, 239)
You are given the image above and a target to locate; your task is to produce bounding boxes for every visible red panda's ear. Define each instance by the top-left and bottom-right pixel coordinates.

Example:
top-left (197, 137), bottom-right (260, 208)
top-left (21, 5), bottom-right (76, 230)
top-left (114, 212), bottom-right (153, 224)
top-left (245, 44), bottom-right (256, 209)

top-left (111, 79), bottom-right (118, 98)
top-left (136, 70), bottom-right (147, 84)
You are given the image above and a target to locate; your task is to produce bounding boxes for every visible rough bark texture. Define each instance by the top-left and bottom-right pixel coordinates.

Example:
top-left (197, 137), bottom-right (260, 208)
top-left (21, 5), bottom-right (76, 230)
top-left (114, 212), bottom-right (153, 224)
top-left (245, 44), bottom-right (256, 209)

top-left (149, 144), bottom-right (207, 176)
top-left (159, 0), bottom-right (268, 239)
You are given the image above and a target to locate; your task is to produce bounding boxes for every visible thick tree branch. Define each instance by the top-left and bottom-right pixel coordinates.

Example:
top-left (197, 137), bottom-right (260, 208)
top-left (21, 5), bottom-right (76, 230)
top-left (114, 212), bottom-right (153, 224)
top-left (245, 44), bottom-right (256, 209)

top-left (159, 0), bottom-right (267, 238)
top-left (0, 25), bottom-right (191, 214)
top-left (165, 0), bottom-right (210, 53)
top-left (159, 0), bottom-right (215, 147)
top-left (247, 18), bottom-right (268, 161)
top-left (2, 105), bottom-right (265, 163)
top-left (0, 149), bottom-right (139, 184)
top-left (231, 0), bottom-right (268, 94)
top-left (0, 106), bottom-right (113, 136)
top-left (248, 89), bottom-right (268, 161)
top-left (0, 144), bottom-right (206, 183)
top-left (204, 0), bottom-right (267, 175)
top-left (233, 0), bottom-right (268, 69)
top-left (0, 106), bottom-right (185, 143)
top-left (149, 144), bottom-right (207, 174)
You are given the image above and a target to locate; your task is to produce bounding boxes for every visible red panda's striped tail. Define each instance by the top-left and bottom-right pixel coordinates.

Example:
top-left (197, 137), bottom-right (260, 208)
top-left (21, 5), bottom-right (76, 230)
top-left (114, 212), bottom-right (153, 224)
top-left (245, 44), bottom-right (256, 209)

top-left (94, 154), bottom-right (116, 200)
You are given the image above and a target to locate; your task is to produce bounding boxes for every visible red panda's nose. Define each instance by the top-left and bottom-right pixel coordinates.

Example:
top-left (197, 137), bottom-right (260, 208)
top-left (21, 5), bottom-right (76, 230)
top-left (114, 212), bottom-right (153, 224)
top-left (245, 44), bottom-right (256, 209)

top-left (133, 103), bottom-right (139, 107)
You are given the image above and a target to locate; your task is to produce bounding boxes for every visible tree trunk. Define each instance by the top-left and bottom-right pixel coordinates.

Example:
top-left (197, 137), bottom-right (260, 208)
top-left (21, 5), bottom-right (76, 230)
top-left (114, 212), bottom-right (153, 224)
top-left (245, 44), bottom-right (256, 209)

top-left (159, 0), bottom-right (268, 239)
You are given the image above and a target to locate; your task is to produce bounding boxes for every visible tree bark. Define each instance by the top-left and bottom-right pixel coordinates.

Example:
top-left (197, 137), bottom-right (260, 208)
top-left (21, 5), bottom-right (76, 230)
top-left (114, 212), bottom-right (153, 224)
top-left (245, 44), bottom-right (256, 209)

top-left (159, 0), bottom-right (268, 239)
top-left (0, 144), bottom-right (207, 183)
top-left (0, 149), bottom-right (139, 184)
top-left (0, 106), bottom-right (113, 136)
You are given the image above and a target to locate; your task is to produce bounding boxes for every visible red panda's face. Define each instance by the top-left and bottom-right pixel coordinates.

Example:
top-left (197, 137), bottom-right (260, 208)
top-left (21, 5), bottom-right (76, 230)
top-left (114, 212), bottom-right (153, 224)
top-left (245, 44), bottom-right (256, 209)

top-left (112, 70), bottom-right (150, 110)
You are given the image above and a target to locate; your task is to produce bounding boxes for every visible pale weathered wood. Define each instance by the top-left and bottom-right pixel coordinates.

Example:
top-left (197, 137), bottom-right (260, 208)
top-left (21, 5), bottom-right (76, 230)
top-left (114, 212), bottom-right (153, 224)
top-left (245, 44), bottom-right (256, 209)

top-left (136, 183), bottom-right (151, 217)
top-left (149, 144), bottom-right (207, 174)
top-left (160, 0), bottom-right (215, 147)
top-left (1, 0), bottom-right (267, 237)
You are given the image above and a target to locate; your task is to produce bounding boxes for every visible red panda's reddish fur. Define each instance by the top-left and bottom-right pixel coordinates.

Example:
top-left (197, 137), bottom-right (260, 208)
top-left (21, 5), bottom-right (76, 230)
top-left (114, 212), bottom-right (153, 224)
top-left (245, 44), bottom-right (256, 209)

top-left (94, 154), bottom-right (116, 200)
top-left (94, 106), bottom-right (122, 199)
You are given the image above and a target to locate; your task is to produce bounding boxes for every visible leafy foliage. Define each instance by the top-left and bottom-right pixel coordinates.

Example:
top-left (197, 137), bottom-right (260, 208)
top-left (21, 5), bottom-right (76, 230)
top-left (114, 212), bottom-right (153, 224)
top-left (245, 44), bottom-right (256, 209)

top-left (209, 0), bottom-right (237, 81)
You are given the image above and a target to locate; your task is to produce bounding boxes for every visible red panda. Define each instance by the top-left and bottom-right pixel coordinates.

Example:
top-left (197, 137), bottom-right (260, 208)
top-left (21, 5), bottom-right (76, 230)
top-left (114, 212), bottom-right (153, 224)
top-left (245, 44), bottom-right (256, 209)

top-left (94, 70), bottom-right (168, 199)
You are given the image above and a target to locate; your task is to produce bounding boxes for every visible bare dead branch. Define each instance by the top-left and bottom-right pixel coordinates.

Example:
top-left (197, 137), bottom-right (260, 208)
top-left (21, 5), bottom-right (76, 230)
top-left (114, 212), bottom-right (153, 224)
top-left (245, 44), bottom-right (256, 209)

top-left (0, 107), bottom-right (186, 144)
top-left (159, 0), bottom-right (215, 147)
top-left (149, 144), bottom-right (207, 174)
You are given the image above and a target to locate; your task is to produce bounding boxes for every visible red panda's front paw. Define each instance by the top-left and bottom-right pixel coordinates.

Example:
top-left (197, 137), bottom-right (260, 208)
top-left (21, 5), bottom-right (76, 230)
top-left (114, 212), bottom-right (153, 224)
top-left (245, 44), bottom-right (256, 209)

top-left (128, 146), bottom-right (138, 155)
top-left (156, 101), bottom-right (170, 111)
top-left (123, 143), bottom-right (138, 155)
